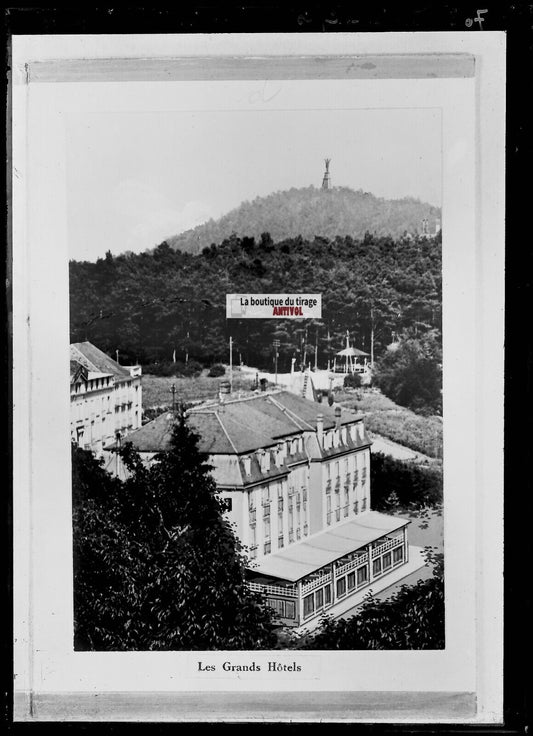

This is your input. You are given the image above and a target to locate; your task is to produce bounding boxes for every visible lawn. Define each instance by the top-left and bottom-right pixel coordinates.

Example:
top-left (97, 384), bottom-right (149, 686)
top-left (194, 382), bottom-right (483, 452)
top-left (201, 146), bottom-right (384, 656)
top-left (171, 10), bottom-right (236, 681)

top-left (142, 367), bottom-right (258, 409)
top-left (337, 388), bottom-right (443, 459)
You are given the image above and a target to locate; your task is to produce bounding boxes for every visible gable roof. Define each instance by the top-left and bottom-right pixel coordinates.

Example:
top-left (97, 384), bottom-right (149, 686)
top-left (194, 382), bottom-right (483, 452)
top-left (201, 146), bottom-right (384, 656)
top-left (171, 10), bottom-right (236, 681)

top-left (70, 341), bottom-right (131, 381)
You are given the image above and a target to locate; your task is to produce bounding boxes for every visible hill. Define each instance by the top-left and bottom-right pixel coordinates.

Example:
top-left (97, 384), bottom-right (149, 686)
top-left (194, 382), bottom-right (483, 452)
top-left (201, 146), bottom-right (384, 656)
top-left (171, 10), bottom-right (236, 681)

top-left (166, 186), bottom-right (441, 255)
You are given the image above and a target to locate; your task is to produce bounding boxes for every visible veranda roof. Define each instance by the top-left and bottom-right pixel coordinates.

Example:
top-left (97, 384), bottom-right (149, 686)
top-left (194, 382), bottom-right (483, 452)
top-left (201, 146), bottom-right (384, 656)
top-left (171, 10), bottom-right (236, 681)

top-left (248, 511), bottom-right (409, 582)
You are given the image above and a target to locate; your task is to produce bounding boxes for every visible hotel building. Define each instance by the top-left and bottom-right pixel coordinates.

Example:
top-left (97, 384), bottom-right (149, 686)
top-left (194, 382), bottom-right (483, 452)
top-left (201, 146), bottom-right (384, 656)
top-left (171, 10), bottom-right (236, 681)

top-left (116, 390), bottom-right (423, 631)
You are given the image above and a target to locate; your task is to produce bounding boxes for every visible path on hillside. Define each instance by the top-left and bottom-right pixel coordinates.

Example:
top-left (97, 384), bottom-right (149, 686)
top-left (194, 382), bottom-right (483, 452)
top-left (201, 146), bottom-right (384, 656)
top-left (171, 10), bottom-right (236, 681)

top-left (367, 432), bottom-right (434, 464)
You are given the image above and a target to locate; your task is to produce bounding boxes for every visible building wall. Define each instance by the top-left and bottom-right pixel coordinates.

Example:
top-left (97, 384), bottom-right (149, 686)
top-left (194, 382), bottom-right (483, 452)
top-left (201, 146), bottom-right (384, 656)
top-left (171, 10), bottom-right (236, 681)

top-left (215, 418), bottom-right (372, 561)
top-left (114, 375), bottom-right (142, 437)
top-left (70, 375), bottom-right (115, 455)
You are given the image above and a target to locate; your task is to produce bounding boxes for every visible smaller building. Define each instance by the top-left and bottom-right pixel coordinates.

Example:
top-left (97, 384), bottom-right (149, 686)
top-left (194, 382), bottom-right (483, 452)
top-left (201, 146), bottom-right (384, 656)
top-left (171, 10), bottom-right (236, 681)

top-left (70, 341), bottom-right (142, 455)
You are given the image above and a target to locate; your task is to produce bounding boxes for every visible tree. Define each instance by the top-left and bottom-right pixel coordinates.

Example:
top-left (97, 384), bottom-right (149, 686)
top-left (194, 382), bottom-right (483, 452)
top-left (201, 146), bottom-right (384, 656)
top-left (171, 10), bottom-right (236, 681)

top-left (72, 417), bottom-right (277, 651)
top-left (372, 329), bottom-right (442, 414)
top-left (299, 548), bottom-right (444, 650)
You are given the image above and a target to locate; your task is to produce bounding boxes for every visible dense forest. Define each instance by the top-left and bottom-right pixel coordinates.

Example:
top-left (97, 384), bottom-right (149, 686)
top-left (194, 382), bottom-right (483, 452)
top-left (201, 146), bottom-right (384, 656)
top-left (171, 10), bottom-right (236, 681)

top-left (70, 231), bottom-right (442, 376)
top-left (166, 186), bottom-right (441, 255)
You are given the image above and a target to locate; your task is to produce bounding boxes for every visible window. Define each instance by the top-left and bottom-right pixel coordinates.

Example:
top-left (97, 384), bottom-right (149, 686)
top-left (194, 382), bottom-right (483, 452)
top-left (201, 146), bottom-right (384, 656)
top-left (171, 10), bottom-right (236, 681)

top-left (336, 577), bottom-right (346, 598)
top-left (383, 552), bottom-right (392, 570)
top-left (361, 498), bottom-right (367, 511)
top-left (316, 588), bottom-right (324, 609)
top-left (373, 558), bottom-right (382, 576)
top-left (262, 486), bottom-right (270, 504)
top-left (278, 512), bottom-right (283, 533)
top-left (264, 541), bottom-right (271, 555)
top-left (249, 524), bottom-right (256, 546)
top-left (267, 598), bottom-right (295, 620)
top-left (264, 516), bottom-right (271, 540)
top-left (324, 585), bottom-right (332, 604)
top-left (303, 594), bottom-right (315, 618)
top-left (393, 546), bottom-right (404, 563)
top-left (278, 534), bottom-right (284, 548)
top-left (221, 498), bottom-right (232, 512)
top-left (347, 572), bottom-right (356, 591)
top-left (357, 565), bottom-right (368, 586)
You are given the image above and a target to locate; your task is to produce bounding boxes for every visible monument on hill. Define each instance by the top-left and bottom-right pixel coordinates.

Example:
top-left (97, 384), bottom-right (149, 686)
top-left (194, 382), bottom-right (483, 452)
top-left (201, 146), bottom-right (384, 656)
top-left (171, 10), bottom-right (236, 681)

top-left (321, 158), bottom-right (331, 190)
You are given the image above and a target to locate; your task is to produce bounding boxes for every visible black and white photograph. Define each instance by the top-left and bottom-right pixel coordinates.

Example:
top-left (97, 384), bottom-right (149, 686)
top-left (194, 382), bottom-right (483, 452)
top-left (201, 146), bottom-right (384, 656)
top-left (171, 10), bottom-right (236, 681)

top-left (68, 103), bottom-right (444, 651)
top-left (11, 30), bottom-right (506, 722)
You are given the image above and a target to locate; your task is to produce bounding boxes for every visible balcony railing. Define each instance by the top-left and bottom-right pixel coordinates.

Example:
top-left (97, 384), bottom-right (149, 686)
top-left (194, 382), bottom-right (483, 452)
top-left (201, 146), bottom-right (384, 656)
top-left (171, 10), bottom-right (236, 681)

top-left (335, 553), bottom-right (369, 577)
top-left (301, 571), bottom-right (332, 596)
top-left (372, 536), bottom-right (403, 558)
top-left (248, 581), bottom-right (298, 598)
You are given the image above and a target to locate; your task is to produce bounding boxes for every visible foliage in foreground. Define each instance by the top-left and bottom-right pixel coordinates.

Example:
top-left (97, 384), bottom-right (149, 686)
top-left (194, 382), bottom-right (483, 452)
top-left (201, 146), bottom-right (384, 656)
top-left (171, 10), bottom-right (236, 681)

top-left (299, 548), bottom-right (444, 650)
top-left (72, 417), bottom-right (277, 651)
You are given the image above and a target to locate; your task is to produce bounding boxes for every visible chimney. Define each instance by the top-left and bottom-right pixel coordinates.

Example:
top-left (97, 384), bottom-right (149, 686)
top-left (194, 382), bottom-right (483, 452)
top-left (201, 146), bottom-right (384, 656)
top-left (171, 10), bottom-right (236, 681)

top-left (335, 405), bottom-right (342, 429)
top-left (316, 413), bottom-right (324, 447)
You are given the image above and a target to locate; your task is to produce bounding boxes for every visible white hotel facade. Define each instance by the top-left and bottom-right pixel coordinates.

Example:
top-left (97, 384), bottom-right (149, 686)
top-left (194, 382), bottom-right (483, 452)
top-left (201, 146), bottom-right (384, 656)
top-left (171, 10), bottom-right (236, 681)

top-left (119, 390), bottom-right (423, 631)
top-left (70, 341), bottom-right (143, 456)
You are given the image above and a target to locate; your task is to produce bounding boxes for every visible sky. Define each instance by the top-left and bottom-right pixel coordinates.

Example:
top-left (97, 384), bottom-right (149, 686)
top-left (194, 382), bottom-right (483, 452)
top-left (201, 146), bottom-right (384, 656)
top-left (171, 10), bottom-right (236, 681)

top-left (66, 106), bottom-right (441, 262)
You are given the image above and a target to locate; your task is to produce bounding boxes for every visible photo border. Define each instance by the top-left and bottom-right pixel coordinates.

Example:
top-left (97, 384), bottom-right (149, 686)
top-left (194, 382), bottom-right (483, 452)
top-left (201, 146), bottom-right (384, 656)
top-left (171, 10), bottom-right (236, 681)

top-left (10, 34), bottom-right (503, 724)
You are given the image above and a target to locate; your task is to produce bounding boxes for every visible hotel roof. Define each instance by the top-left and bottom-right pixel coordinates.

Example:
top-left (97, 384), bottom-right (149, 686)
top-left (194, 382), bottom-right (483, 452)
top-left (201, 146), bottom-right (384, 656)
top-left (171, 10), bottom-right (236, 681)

top-left (248, 511), bottom-right (409, 581)
top-left (115, 391), bottom-right (361, 456)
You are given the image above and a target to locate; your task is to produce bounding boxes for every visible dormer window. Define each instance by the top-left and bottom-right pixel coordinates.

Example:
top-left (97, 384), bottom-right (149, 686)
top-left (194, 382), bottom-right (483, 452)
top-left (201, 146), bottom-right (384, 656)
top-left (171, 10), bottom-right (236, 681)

top-left (243, 455), bottom-right (252, 475)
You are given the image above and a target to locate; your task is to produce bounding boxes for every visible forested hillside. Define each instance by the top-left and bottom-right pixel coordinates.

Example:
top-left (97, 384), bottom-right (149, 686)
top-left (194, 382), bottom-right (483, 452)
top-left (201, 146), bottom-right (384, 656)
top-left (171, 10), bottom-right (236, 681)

top-left (166, 186), bottom-right (441, 255)
top-left (70, 231), bottom-right (442, 375)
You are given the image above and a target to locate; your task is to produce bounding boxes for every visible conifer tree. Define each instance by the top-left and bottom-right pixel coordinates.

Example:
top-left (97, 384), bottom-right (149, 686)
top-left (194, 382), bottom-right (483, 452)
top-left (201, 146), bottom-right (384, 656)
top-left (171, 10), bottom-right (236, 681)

top-left (72, 416), bottom-right (277, 651)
